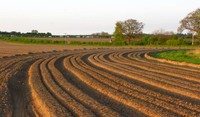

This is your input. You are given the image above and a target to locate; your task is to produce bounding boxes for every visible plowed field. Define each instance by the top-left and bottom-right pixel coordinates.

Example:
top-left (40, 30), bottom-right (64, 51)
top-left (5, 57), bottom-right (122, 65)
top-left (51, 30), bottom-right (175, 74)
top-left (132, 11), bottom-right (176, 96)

top-left (1, 48), bottom-right (200, 117)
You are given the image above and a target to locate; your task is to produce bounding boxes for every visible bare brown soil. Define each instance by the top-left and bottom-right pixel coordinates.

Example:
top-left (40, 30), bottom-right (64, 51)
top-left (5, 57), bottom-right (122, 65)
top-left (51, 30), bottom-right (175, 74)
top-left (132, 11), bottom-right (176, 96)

top-left (0, 41), bottom-right (104, 58)
top-left (0, 42), bottom-right (200, 117)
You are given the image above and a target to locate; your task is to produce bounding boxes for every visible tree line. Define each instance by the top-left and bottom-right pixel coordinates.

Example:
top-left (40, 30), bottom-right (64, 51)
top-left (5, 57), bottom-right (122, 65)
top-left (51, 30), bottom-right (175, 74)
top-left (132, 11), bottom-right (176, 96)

top-left (0, 30), bottom-right (52, 37)
top-left (0, 30), bottom-right (112, 38)
top-left (0, 8), bottom-right (199, 46)
top-left (113, 8), bottom-right (200, 46)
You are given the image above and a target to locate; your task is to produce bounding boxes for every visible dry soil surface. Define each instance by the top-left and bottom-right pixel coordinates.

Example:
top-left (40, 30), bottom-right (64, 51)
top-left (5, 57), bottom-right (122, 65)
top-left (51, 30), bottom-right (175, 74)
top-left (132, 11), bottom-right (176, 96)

top-left (0, 42), bottom-right (200, 117)
top-left (0, 41), bottom-right (103, 57)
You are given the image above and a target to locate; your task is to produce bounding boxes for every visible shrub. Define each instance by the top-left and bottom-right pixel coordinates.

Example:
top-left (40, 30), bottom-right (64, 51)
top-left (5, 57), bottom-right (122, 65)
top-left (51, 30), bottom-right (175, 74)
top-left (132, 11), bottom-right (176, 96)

top-left (140, 35), bottom-right (170, 45)
top-left (166, 39), bottom-right (181, 46)
top-left (187, 49), bottom-right (200, 58)
top-left (113, 41), bottom-right (127, 46)
top-left (139, 35), bottom-right (151, 45)
top-left (70, 41), bottom-right (82, 45)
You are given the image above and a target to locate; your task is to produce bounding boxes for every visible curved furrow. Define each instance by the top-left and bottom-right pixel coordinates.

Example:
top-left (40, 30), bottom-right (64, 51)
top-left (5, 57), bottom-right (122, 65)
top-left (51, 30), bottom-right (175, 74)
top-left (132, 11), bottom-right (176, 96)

top-left (0, 65), bottom-right (18, 116)
top-left (40, 57), bottom-right (96, 117)
top-left (126, 51), bottom-right (200, 79)
top-left (0, 55), bottom-right (38, 116)
top-left (59, 56), bottom-right (143, 117)
top-left (110, 52), bottom-right (200, 91)
top-left (145, 51), bottom-right (200, 68)
top-left (100, 52), bottom-right (200, 93)
top-left (8, 59), bottom-right (37, 117)
top-left (0, 53), bottom-right (44, 72)
top-left (29, 57), bottom-right (73, 117)
top-left (101, 52), bottom-right (200, 99)
top-left (127, 50), bottom-right (199, 73)
top-left (64, 54), bottom-right (181, 117)
top-left (2, 48), bottom-right (200, 116)
top-left (99, 52), bottom-right (200, 93)
top-left (0, 57), bottom-right (30, 81)
top-left (143, 51), bottom-right (200, 74)
top-left (125, 51), bottom-right (200, 76)
top-left (126, 52), bottom-right (200, 88)
top-left (49, 55), bottom-right (121, 117)
top-left (1, 54), bottom-right (44, 117)
top-left (75, 53), bottom-right (200, 116)
top-left (114, 50), bottom-right (200, 82)
top-left (88, 52), bottom-right (200, 101)
top-left (81, 53), bottom-right (200, 114)
top-left (0, 59), bottom-right (21, 72)
top-left (126, 50), bottom-right (200, 74)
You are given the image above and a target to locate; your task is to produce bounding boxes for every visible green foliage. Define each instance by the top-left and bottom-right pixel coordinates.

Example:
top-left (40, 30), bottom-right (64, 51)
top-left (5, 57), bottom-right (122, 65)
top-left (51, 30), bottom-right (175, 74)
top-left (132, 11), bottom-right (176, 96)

top-left (138, 35), bottom-right (169, 45)
top-left (70, 41), bottom-right (82, 45)
top-left (0, 35), bottom-right (197, 47)
top-left (122, 19), bottom-right (144, 43)
top-left (114, 22), bottom-right (124, 42)
top-left (135, 34), bottom-right (193, 46)
top-left (139, 35), bottom-right (151, 45)
top-left (165, 39), bottom-right (192, 46)
top-left (113, 41), bottom-right (127, 46)
top-left (0, 37), bottom-right (116, 46)
top-left (0, 31), bottom-right (52, 37)
top-left (166, 39), bottom-right (181, 46)
top-left (150, 50), bottom-right (200, 64)
top-left (0, 37), bottom-right (66, 45)
top-left (113, 19), bottom-right (144, 44)
top-left (70, 41), bottom-right (112, 46)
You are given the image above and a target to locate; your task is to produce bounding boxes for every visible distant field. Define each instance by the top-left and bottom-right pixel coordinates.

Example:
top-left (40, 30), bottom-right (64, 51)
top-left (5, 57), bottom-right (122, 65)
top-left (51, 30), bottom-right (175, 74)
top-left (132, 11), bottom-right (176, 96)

top-left (0, 37), bottom-right (113, 46)
top-left (0, 41), bottom-right (98, 57)
top-left (30, 37), bottom-right (111, 42)
top-left (0, 41), bottom-right (128, 57)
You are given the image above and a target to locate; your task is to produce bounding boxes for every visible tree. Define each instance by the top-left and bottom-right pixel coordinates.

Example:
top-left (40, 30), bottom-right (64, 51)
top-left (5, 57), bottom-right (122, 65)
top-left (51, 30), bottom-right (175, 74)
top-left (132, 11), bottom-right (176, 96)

top-left (114, 22), bottom-right (124, 42)
top-left (100, 32), bottom-right (110, 36)
top-left (153, 29), bottom-right (174, 35)
top-left (122, 19), bottom-right (144, 43)
top-left (46, 32), bottom-right (52, 37)
top-left (178, 8), bottom-right (200, 45)
top-left (92, 32), bottom-right (110, 36)
top-left (31, 30), bottom-right (38, 34)
top-left (91, 32), bottom-right (110, 38)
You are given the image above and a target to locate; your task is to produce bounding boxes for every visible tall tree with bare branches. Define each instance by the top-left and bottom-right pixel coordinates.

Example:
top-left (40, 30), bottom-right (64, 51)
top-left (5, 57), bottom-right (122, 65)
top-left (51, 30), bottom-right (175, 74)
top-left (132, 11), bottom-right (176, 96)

top-left (178, 8), bottom-right (200, 45)
top-left (122, 19), bottom-right (144, 43)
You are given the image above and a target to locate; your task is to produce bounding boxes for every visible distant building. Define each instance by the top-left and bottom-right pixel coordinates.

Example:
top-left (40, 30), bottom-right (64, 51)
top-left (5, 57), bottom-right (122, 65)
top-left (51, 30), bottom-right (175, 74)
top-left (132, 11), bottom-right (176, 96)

top-left (76, 35), bottom-right (81, 38)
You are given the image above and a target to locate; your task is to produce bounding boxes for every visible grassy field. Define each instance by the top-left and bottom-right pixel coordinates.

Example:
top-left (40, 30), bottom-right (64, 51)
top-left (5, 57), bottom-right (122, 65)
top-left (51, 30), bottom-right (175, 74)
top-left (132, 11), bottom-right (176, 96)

top-left (150, 49), bottom-right (200, 64)
top-left (30, 37), bottom-right (111, 42)
top-left (0, 37), bottom-right (198, 48)
top-left (0, 37), bottom-right (113, 46)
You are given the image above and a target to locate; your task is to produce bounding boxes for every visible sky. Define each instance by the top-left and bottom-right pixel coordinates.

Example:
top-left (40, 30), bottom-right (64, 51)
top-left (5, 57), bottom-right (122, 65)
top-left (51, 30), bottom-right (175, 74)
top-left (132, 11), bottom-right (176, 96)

top-left (0, 0), bottom-right (200, 35)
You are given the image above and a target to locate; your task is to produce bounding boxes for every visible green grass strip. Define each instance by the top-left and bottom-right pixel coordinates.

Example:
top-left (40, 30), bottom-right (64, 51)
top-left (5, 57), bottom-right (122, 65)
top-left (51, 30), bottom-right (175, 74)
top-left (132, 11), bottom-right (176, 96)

top-left (0, 37), bottom-right (114, 46)
top-left (150, 50), bottom-right (200, 64)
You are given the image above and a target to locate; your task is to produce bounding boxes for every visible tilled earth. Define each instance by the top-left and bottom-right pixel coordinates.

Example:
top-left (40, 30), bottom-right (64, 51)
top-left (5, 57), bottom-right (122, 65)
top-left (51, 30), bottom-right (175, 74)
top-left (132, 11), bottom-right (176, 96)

top-left (0, 48), bottom-right (200, 117)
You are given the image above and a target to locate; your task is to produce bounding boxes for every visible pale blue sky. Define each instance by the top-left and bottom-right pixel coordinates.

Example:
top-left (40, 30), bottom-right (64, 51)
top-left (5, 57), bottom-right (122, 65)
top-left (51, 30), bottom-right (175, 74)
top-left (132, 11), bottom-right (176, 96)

top-left (0, 0), bottom-right (199, 35)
